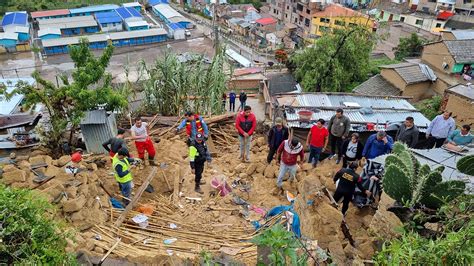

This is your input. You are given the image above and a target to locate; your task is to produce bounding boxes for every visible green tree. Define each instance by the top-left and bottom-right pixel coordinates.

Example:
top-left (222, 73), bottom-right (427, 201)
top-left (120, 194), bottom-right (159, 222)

top-left (0, 39), bottom-right (128, 155)
top-left (394, 33), bottom-right (425, 60)
top-left (415, 95), bottom-right (442, 120)
top-left (0, 185), bottom-right (76, 264)
top-left (290, 25), bottom-right (376, 92)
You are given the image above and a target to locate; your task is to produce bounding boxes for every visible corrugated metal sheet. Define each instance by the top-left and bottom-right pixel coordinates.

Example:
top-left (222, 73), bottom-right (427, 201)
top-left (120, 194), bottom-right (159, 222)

top-left (278, 94), bottom-right (418, 109)
top-left (80, 110), bottom-right (117, 153)
top-left (69, 4), bottom-right (120, 15)
top-left (280, 93), bottom-right (430, 131)
top-left (0, 78), bottom-right (36, 115)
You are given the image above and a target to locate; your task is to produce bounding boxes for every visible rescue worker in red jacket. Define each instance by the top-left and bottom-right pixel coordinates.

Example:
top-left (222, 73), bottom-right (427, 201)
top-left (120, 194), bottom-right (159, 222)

top-left (177, 111), bottom-right (209, 144)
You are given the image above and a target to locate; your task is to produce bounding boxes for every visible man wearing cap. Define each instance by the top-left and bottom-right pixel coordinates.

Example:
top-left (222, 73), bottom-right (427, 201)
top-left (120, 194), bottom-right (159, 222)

top-left (267, 117), bottom-right (289, 164)
top-left (177, 111), bottom-right (209, 142)
top-left (274, 139), bottom-right (305, 195)
top-left (113, 148), bottom-right (138, 206)
top-left (102, 128), bottom-right (127, 158)
top-left (327, 108), bottom-right (351, 164)
top-left (129, 117), bottom-right (156, 166)
top-left (362, 131), bottom-right (394, 160)
top-left (189, 133), bottom-right (212, 194)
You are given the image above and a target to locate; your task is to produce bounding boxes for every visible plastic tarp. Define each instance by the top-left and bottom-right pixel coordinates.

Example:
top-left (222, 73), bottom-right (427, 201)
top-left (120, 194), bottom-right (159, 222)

top-left (266, 204), bottom-right (301, 238)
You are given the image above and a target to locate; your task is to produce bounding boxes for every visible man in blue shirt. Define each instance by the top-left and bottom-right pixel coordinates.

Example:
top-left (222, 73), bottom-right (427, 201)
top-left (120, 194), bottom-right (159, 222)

top-left (448, 125), bottom-right (473, 146)
top-left (425, 111), bottom-right (456, 148)
top-left (229, 91), bottom-right (237, 112)
top-left (362, 131), bottom-right (394, 160)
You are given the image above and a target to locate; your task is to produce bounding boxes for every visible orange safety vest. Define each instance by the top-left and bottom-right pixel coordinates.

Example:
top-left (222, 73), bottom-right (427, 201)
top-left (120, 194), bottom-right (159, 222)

top-left (185, 115), bottom-right (204, 136)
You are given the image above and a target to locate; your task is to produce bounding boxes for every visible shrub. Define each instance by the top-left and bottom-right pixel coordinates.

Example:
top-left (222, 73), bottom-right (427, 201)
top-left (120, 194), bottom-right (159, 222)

top-left (0, 185), bottom-right (76, 264)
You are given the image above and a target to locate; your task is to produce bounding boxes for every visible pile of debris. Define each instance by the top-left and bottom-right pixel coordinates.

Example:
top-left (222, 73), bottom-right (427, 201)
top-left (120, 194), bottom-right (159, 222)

top-left (0, 122), bottom-right (403, 264)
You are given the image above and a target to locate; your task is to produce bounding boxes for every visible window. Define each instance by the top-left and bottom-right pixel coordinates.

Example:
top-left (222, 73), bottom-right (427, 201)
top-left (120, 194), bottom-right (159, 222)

top-left (287, 5), bottom-right (289, 9)
top-left (285, 14), bottom-right (288, 18)
top-left (306, 8), bottom-right (310, 14)
top-left (294, 18), bottom-right (297, 23)
top-left (299, 15), bottom-right (303, 21)
top-left (319, 26), bottom-right (329, 33)
top-left (400, 16), bottom-right (405, 22)
top-left (273, 8), bottom-right (277, 14)
top-left (297, 3), bottom-right (303, 11)
top-left (319, 17), bottom-right (330, 23)
top-left (435, 23), bottom-right (442, 27)
top-left (305, 18), bottom-right (310, 26)
top-left (464, 0), bottom-right (472, 4)
top-left (335, 20), bottom-right (345, 26)
top-left (415, 19), bottom-right (423, 25)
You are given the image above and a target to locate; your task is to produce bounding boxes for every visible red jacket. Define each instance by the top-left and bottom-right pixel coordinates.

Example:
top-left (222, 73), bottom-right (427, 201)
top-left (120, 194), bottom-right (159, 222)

top-left (235, 111), bottom-right (257, 136)
top-left (277, 140), bottom-right (304, 166)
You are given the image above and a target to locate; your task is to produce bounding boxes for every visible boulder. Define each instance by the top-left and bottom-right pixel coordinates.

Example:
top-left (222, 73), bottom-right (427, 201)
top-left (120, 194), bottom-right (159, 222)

top-left (328, 241), bottom-right (346, 265)
top-left (17, 160), bottom-right (31, 171)
top-left (264, 165), bottom-right (278, 178)
top-left (235, 163), bottom-right (246, 174)
top-left (245, 164), bottom-right (257, 176)
top-left (29, 155), bottom-right (46, 166)
top-left (70, 210), bottom-right (84, 222)
top-left (63, 195), bottom-right (86, 213)
top-left (255, 162), bottom-right (266, 174)
top-left (94, 247), bottom-right (104, 254)
top-left (57, 155), bottom-right (71, 167)
top-left (2, 169), bottom-right (27, 184)
top-left (256, 137), bottom-right (266, 147)
top-left (87, 163), bottom-right (98, 171)
top-left (2, 164), bottom-right (18, 173)
top-left (45, 165), bottom-right (61, 178)
top-left (238, 173), bottom-right (248, 179)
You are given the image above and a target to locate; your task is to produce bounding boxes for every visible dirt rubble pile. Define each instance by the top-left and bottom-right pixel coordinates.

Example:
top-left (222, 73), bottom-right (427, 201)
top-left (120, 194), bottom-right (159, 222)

top-left (0, 130), bottom-right (403, 264)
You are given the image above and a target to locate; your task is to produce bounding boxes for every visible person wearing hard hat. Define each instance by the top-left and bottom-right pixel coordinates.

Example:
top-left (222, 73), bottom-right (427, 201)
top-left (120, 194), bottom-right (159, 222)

top-left (188, 133), bottom-right (212, 194)
top-left (71, 148), bottom-right (83, 163)
top-left (112, 148), bottom-right (141, 205)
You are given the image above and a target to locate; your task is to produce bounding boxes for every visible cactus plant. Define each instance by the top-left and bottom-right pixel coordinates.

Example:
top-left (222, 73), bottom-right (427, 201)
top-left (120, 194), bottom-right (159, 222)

top-left (456, 155), bottom-right (474, 176)
top-left (383, 142), bottom-right (466, 209)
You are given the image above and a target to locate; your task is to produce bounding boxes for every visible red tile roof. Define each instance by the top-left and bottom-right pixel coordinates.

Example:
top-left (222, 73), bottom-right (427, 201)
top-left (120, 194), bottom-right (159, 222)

top-left (256, 17), bottom-right (277, 26)
top-left (234, 67), bottom-right (263, 76)
top-left (313, 4), bottom-right (369, 18)
top-left (31, 9), bottom-right (70, 19)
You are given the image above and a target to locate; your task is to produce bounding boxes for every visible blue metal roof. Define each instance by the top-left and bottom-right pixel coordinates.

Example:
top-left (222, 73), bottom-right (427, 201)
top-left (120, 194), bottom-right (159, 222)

top-left (0, 78), bottom-right (36, 115)
top-left (1, 12), bottom-right (28, 27)
top-left (115, 7), bottom-right (142, 20)
top-left (69, 4), bottom-right (120, 14)
top-left (95, 11), bottom-right (122, 24)
top-left (149, 0), bottom-right (169, 5)
top-left (167, 22), bottom-right (183, 30)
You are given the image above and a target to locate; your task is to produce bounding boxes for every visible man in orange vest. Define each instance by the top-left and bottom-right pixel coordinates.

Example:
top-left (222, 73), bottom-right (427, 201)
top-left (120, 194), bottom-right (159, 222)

top-left (177, 111), bottom-right (209, 142)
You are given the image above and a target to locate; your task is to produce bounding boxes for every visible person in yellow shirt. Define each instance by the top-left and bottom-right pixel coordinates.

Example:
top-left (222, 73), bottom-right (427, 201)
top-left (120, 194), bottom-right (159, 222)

top-left (189, 133), bottom-right (212, 194)
top-left (112, 148), bottom-right (140, 205)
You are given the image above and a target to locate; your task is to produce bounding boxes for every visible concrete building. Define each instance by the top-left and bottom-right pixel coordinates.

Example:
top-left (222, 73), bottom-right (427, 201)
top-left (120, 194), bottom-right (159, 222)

top-left (38, 16), bottom-right (99, 36)
top-left (38, 28), bottom-right (62, 40)
top-left (442, 84), bottom-right (474, 126)
top-left (309, 4), bottom-right (375, 40)
top-left (122, 2), bottom-right (143, 12)
top-left (69, 4), bottom-right (120, 17)
top-left (268, 0), bottom-right (331, 40)
top-left (95, 11), bottom-right (123, 32)
top-left (30, 9), bottom-right (71, 21)
top-left (0, 32), bottom-right (19, 48)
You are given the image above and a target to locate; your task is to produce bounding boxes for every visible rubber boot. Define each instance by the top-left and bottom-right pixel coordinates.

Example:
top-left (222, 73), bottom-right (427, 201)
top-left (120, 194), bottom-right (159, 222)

top-left (199, 180), bottom-right (206, 185)
top-left (195, 185), bottom-right (204, 194)
top-left (148, 157), bottom-right (157, 166)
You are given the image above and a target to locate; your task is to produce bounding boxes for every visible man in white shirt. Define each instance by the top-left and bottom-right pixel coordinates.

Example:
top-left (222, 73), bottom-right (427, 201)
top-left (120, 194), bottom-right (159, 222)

top-left (129, 117), bottom-right (156, 166)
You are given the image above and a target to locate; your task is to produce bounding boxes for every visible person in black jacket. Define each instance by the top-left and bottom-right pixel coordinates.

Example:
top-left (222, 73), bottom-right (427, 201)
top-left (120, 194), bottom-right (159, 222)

top-left (333, 162), bottom-right (372, 215)
top-left (395, 116), bottom-right (419, 148)
top-left (340, 133), bottom-right (364, 168)
top-left (267, 117), bottom-right (289, 164)
top-left (239, 90), bottom-right (247, 111)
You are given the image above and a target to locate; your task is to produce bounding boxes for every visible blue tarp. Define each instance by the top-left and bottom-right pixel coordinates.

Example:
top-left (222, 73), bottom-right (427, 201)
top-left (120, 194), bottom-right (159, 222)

top-left (95, 11), bottom-right (123, 24)
top-left (266, 204), bottom-right (301, 238)
top-left (115, 6), bottom-right (142, 19)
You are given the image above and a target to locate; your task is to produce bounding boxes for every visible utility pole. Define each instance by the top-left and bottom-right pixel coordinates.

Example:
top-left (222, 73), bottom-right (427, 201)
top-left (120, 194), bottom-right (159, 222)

top-left (212, 0), bottom-right (219, 56)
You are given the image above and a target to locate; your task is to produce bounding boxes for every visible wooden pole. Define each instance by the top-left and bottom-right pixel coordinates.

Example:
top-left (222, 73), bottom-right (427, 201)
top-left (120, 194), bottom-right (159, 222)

top-left (160, 168), bottom-right (172, 192)
top-left (98, 238), bottom-right (121, 265)
top-left (114, 167), bottom-right (157, 228)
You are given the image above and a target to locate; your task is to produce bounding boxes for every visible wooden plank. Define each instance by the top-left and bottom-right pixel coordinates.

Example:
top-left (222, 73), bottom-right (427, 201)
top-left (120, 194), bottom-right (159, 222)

top-left (98, 238), bottom-right (121, 265)
top-left (206, 135), bottom-right (218, 156)
top-left (114, 167), bottom-right (157, 228)
top-left (172, 165), bottom-right (181, 204)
